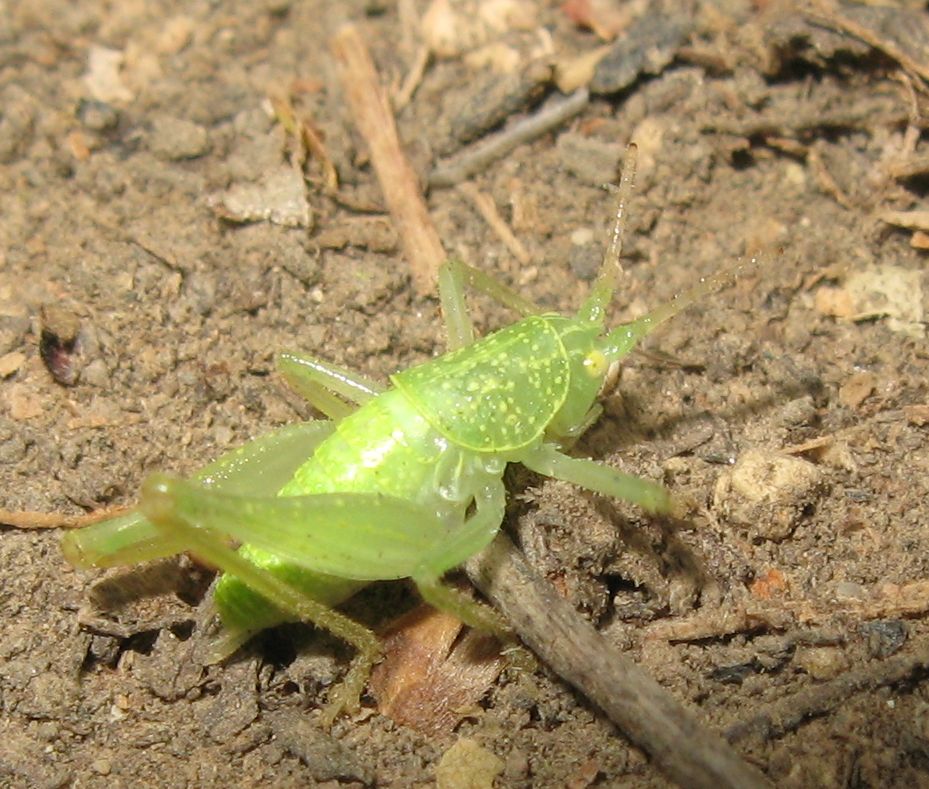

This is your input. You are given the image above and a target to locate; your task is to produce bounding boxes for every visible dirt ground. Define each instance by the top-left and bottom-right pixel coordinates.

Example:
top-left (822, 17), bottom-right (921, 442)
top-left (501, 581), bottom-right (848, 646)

top-left (4, 0), bottom-right (929, 786)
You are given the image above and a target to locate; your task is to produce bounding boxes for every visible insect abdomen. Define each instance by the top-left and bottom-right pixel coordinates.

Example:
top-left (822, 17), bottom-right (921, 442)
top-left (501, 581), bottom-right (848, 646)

top-left (214, 388), bottom-right (482, 640)
top-left (281, 389), bottom-right (464, 506)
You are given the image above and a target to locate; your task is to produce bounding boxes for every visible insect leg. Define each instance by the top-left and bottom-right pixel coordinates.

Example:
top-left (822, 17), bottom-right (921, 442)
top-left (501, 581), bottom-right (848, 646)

top-left (139, 478), bottom-right (450, 579)
top-left (439, 259), bottom-right (542, 350)
top-left (62, 420), bottom-right (334, 569)
top-left (141, 473), bottom-right (511, 632)
top-left (190, 532), bottom-right (380, 728)
top-left (276, 351), bottom-right (384, 420)
top-left (414, 574), bottom-right (510, 637)
top-left (411, 481), bottom-right (511, 636)
top-left (139, 477), bottom-right (387, 726)
top-left (521, 443), bottom-right (672, 513)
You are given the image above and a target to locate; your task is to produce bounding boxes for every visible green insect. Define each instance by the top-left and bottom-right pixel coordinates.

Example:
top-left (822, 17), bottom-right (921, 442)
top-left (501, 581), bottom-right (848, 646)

top-left (62, 151), bottom-right (733, 725)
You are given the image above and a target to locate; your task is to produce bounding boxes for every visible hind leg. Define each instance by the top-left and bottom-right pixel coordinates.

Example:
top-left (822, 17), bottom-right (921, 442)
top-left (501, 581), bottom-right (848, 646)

top-left (61, 420), bottom-right (336, 569)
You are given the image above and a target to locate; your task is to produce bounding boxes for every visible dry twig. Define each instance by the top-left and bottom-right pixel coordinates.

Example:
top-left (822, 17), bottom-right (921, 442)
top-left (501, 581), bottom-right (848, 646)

top-left (394, 44), bottom-right (430, 111)
top-left (727, 646), bottom-right (929, 744)
top-left (430, 89), bottom-right (590, 188)
top-left (884, 153), bottom-right (929, 180)
top-left (466, 534), bottom-right (773, 789)
top-left (807, 143), bottom-right (854, 209)
top-left (878, 208), bottom-right (929, 232)
top-left (455, 182), bottom-right (530, 264)
top-left (331, 24), bottom-right (445, 295)
top-left (270, 95), bottom-right (339, 194)
top-left (0, 505), bottom-right (131, 530)
top-left (644, 579), bottom-right (929, 643)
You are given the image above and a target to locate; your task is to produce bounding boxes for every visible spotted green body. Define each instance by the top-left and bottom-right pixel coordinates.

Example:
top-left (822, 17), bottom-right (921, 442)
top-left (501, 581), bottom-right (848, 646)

top-left (216, 386), bottom-right (493, 641)
top-left (214, 314), bottom-right (599, 641)
top-left (393, 315), bottom-right (571, 451)
top-left (61, 149), bottom-right (738, 723)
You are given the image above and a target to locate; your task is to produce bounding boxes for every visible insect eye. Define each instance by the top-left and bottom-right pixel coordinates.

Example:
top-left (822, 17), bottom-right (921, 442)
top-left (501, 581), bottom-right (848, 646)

top-left (583, 350), bottom-right (607, 378)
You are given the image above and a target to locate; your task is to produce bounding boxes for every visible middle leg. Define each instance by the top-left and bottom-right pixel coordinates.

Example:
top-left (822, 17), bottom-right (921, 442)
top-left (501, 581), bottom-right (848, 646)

top-left (276, 351), bottom-right (384, 420)
top-left (412, 480), bottom-right (511, 636)
top-left (438, 259), bottom-right (542, 351)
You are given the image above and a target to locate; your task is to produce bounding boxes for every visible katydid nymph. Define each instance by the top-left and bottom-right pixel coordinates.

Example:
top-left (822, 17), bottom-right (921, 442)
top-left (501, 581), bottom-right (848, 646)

top-left (62, 146), bottom-right (742, 725)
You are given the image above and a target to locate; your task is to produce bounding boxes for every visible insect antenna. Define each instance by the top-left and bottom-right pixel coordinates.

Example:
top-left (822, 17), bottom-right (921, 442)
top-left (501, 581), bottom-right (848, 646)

top-left (577, 140), bottom-right (767, 361)
top-left (601, 251), bottom-right (765, 359)
top-left (578, 143), bottom-right (638, 326)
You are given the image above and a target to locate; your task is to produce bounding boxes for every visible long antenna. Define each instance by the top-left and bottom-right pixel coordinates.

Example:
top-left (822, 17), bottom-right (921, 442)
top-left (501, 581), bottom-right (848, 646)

top-left (578, 143), bottom-right (638, 325)
top-left (605, 143), bottom-right (637, 279)
top-left (603, 252), bottom-right (766, 357)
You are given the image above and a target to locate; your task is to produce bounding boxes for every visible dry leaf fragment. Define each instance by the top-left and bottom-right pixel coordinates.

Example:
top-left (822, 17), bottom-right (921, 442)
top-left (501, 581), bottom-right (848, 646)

top-left (0, 351), bottom-right (25, 378)
top-left (369, 605), bottom-right (504, 735)
top-left (904, 404), bottom-right (929, 425)
top-left (749, 568), bottom-right (788, 601)
top-left (846, 265), bottom-right (924, 337)
top-left (561, 0), bottom-right (632, 40)
top-left (813, 285), bottom-right (855, 319)
top-left (911, 230), bottom-right (929, 249)
top-left (6, 384), bottom-right (44, 420)
top-left (553, 44), bottom-right (613, 92)
top-left (815, 266), bottom-right (925, 337)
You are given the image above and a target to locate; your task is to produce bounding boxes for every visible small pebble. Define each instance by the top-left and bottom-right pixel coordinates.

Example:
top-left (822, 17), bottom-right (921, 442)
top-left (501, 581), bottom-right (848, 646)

top-left (794, 646), bottom-right (848, 680)
top-left (91, 758), bottom-right (112, 776)
top-left (77, 99), bottom-right (119, 132)
top-left (713, 448), bottom-right (826, 541)
top-left (148, 115), bottom-right (210, 160)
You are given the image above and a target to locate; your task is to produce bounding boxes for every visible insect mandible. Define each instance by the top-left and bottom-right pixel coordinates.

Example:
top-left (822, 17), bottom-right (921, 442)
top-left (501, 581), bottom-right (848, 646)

top-left (61, 146), bottom-right (740, 725)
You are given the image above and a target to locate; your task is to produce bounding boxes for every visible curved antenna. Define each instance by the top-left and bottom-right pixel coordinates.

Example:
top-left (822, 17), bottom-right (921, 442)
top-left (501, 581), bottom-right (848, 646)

top-left (578, 143), bottom-right (638, 326)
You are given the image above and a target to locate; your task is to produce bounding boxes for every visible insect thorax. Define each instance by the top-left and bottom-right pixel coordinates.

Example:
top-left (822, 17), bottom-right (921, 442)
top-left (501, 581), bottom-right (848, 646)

top-left (392, 315), bottom-right (606, 452)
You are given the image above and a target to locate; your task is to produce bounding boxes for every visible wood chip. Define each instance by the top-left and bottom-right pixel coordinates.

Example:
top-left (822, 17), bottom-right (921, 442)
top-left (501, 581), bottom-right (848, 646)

top-left (903, 404), bottom-right (929, 425)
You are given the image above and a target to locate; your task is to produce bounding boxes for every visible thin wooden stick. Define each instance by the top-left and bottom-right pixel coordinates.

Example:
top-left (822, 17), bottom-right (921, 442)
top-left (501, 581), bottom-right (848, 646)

top-left (0, 505), bottom-right (131, 530)
top-left (456, 182), bottom-right (530, 264)
top-left (330, 24), bottom-right (445, 295)
top-left (644, 579), bottom-right (929, 643)
top-left (727, 646), bottom-right (929, 744)
top-left (466, 535), bottom-right (773, 789)
top-left (430, 88), bottom-right (590, 188)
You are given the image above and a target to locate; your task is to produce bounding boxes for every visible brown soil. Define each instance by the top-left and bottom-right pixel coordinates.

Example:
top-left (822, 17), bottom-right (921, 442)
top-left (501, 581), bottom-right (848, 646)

top-left (4, 1), bottom-right (929, 787)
